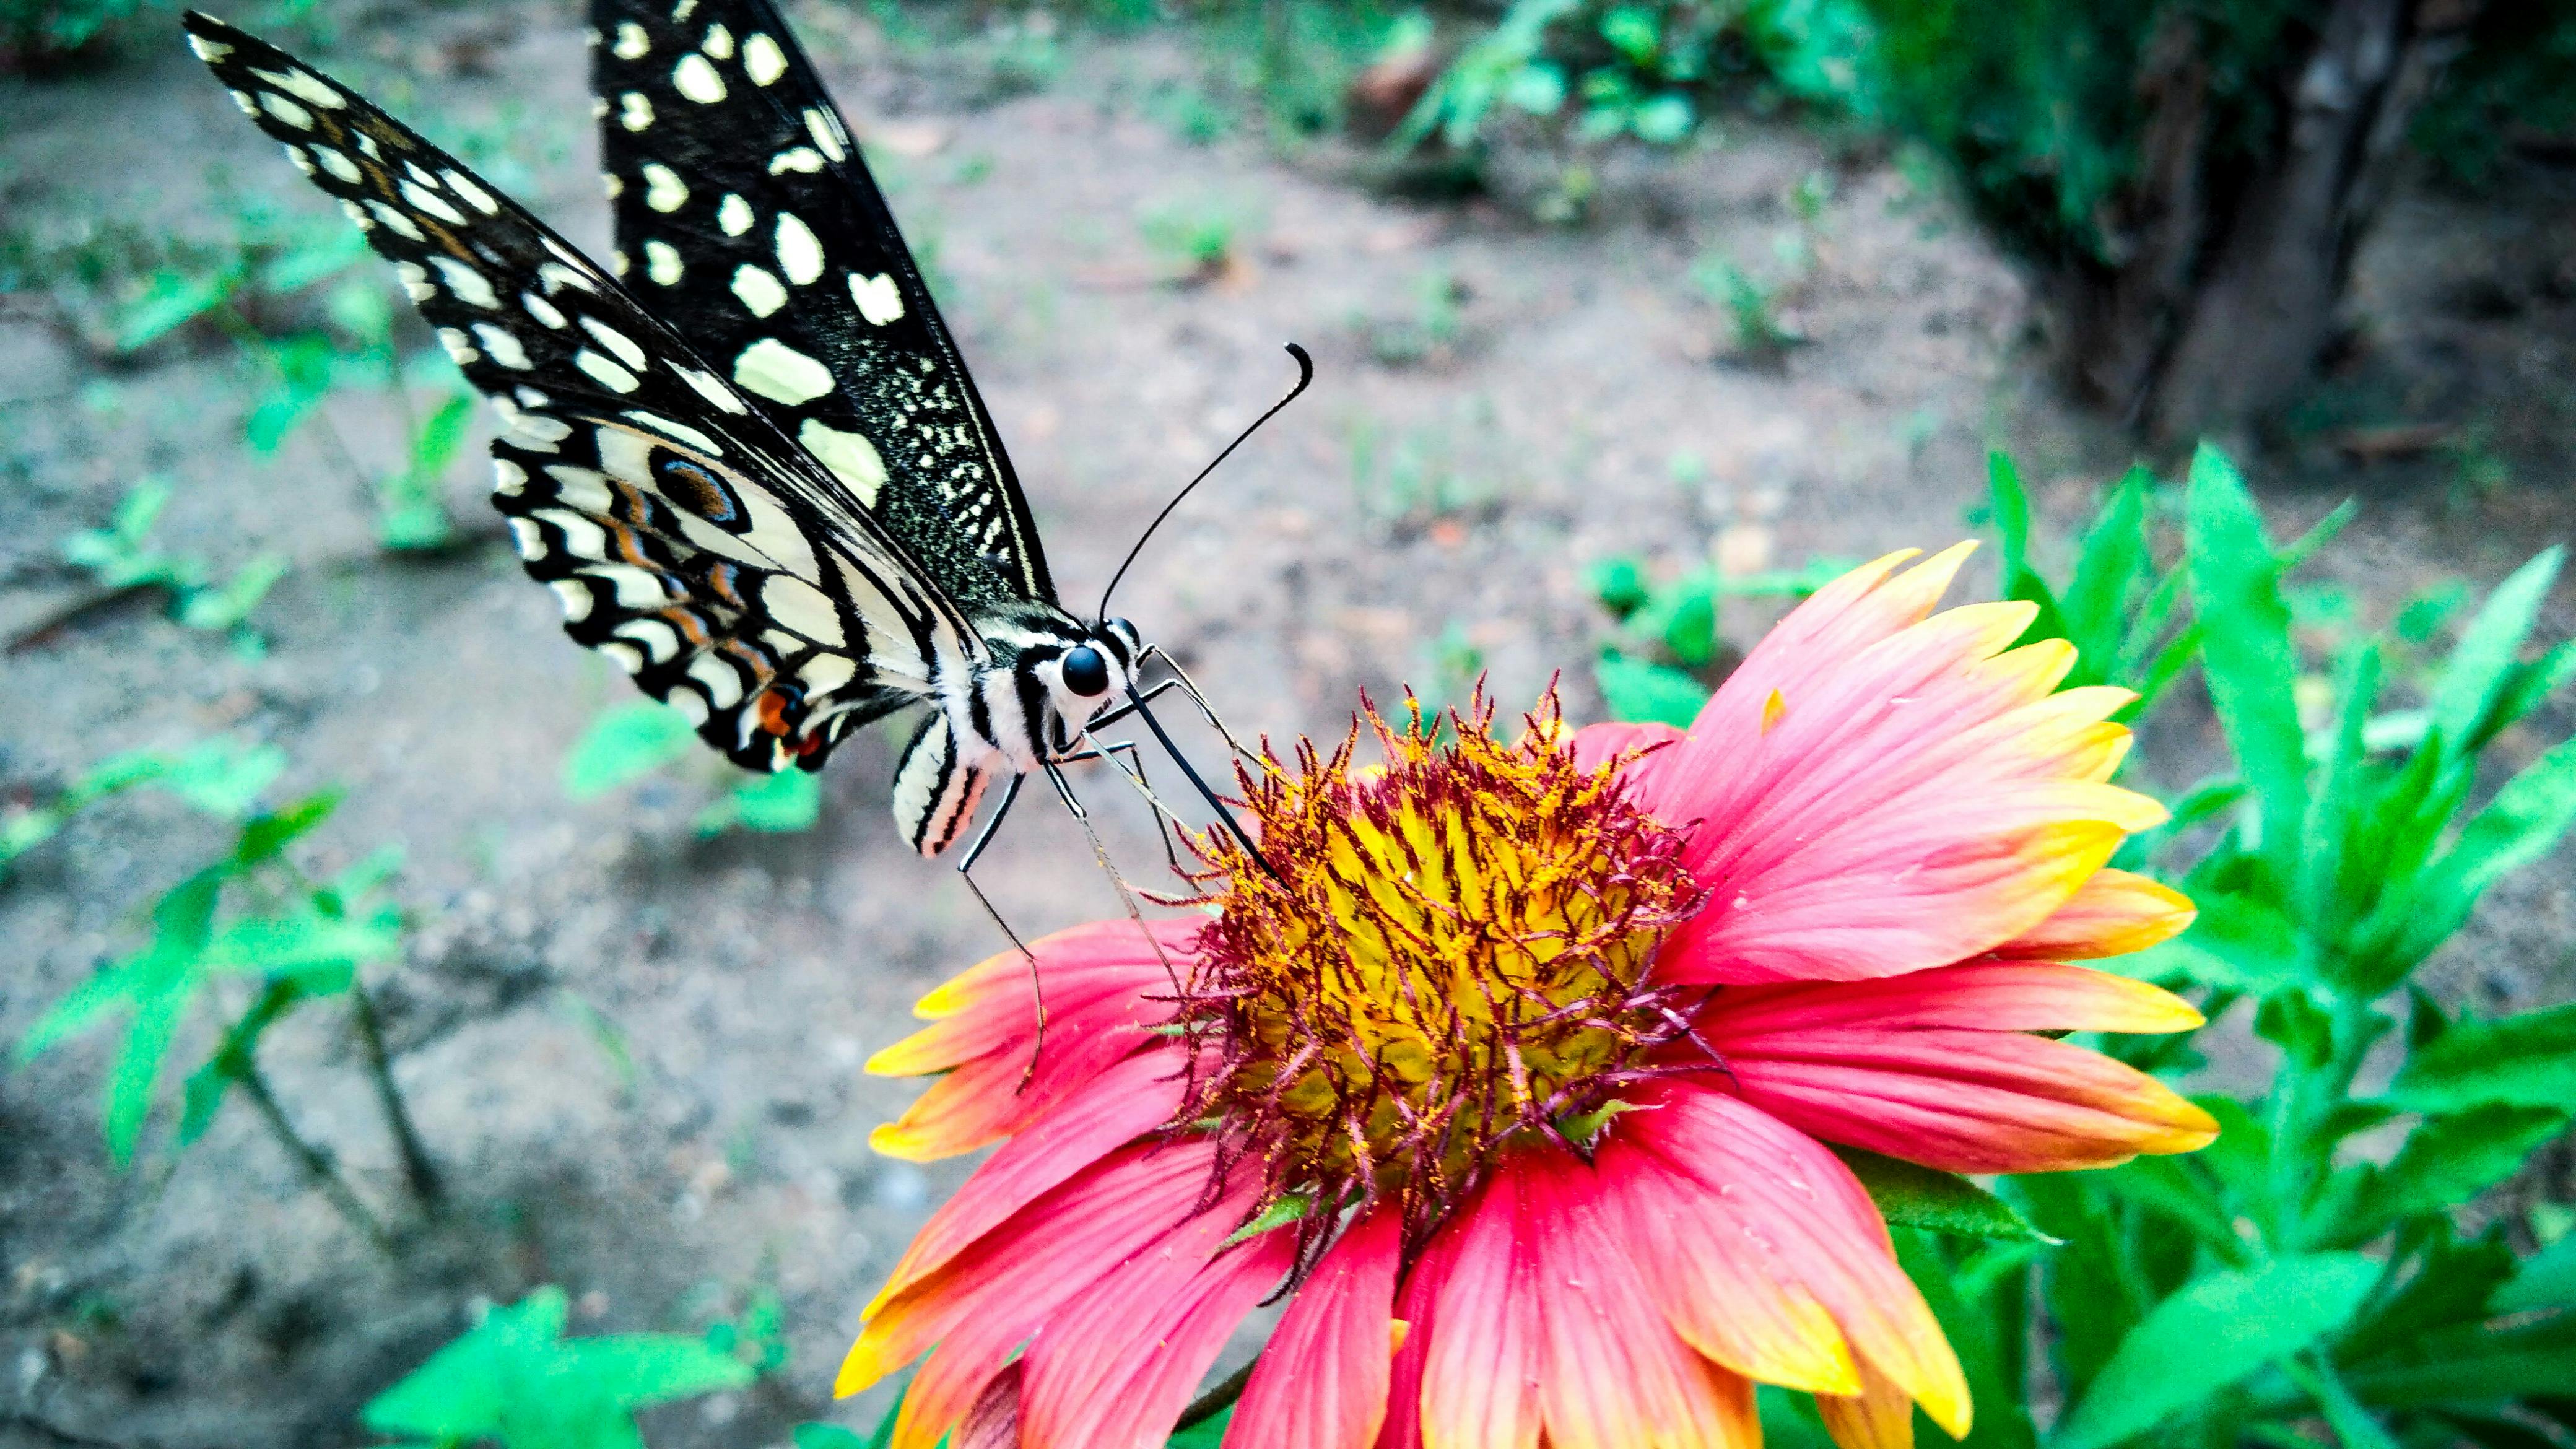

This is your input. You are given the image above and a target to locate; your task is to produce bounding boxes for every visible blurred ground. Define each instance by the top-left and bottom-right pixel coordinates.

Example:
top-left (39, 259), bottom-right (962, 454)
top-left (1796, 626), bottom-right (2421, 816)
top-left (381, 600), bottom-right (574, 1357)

top-left (2, 2), bottom-right (2572, 1445)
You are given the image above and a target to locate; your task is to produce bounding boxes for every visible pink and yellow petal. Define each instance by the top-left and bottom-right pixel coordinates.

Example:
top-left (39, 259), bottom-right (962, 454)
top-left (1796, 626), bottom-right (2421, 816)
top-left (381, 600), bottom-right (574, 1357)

top-left (1717, 1029), bottom-right (2221, 1173)
top-left (1990, 868), bottom-right (2196, 960)
top-left (1229, 1208), bottom-right (1405, 1449)
top-left (1418, 1175), bottom-right (1543, 1449)
top-left (1816, 1355), bottom-right (1925, 1449)
top-left (1697, 962), bottom-right (2204, 1039)
top-left (871, 1046), bottom-right (1196, 1314)
top-left (840, 1139), bottom-right (1220, 1404)
top-left (1617, 1086), bottom-right (1971, 1437)
top-left (1524, 1152), bottom-right (1764, 1449)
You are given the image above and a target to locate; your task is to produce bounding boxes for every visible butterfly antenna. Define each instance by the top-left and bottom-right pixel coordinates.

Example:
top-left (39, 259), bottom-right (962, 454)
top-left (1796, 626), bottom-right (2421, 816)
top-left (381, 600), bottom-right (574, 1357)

top-left (1095, 342), bottom-right (1314, 625)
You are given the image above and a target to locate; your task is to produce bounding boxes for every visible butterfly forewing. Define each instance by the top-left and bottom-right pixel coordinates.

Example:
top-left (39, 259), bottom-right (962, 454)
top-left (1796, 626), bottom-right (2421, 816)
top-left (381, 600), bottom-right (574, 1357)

top-left (590, 0), bottom-right (1054, 614)
top-left (183, 10), bottom-right (980, 772)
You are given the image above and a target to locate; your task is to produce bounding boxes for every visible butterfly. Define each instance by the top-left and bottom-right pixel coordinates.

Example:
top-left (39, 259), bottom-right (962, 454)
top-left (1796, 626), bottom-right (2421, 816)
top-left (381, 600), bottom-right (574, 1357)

top-left (182, 0), bottom-right (1291, 866)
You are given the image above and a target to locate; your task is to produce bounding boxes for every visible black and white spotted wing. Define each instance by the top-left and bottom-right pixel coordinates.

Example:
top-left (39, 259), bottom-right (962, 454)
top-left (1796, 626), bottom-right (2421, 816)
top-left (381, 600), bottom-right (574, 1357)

top-left (182, 11), bottom-right (986, 774)
top-left (589, 0), bottom-right (1051, 614)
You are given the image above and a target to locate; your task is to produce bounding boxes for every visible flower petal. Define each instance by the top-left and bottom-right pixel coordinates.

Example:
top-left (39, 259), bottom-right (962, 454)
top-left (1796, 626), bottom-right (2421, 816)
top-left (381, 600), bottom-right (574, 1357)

top-left (1816, 1355), bottom-right (1919, 1449)
top-left (955, 1365), bottom-right (1022, 1449)
top-left (868, 918), bottom-right (1200, 1160)
top-left (871, 1045), bottom-right (1198, 1315)
top-left (840, 1139), bottom-right (1217, 1408)
top-left (1525, 1149), bottom-right (1767, 1449)
top-left (1697, 962), bottom-right (2205, 1039)
top-left (1418, 1175), bottom-right (1542, 1449)
top-left (1020, 1203), bottom-right (1293, 1449)
top-left (1989, 867), bottom-right (2196, 960)
top-left (1615, 1085), bottom-right (1970, 1437)
top-left (1228, 1208), bottom-right (1404, 1449)
top-left (1714, 1029), bottom-right (2222, 1173)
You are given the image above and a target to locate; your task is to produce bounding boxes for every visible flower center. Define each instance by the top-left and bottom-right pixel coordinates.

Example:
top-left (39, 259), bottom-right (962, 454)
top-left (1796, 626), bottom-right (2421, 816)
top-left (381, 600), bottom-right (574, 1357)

top-left (1173, 694), bottom-right (1705, 1249)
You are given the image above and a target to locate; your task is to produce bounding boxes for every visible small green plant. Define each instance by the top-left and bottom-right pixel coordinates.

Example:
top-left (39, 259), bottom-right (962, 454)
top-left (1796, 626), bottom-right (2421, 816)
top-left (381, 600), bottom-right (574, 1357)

top-left (361, 1287), bottom-right (754, 1448)
top-left (1138, 199), bottom-right (1244, 282)
top-left (1344, 417), bottom-right (1492, 528)
top-left (565, 700), bottom-right (822, 837)
top-left (1689, 253), bottom-right (1801, 355)
top-left (15, 775), bottom-right (442, 1250)
top-left (1, 736), bottom-right (283, 881)
top-left (58, 479), bottom-right (287, 650)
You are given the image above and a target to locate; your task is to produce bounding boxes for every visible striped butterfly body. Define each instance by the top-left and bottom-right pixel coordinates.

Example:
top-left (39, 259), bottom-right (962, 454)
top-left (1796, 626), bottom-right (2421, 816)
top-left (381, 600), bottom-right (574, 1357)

top-left (185, 1), bottom-right (1144, 857)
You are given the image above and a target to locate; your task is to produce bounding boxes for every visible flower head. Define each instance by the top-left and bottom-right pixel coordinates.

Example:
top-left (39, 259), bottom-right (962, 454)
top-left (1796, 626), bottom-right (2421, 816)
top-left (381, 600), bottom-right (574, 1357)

top-left (842, 545), bottom-right (2219, 1449)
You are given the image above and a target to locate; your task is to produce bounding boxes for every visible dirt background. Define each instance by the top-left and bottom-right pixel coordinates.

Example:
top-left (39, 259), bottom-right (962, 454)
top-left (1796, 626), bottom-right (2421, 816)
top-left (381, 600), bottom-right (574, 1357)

top-left (3, 2), bottom-right (2573, 1444)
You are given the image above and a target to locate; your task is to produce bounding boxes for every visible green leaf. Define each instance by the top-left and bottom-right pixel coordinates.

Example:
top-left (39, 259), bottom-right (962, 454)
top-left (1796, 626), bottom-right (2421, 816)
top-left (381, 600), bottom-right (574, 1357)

top-left (1630, 568), bottom-right (1719, 667)
top-left (233, 790), bottom-right (342, 868)
top-left (363, 1286), bottom-right (752, 1448)
top-left (2141, 888), bottom-right (2305, 993)
top-left (565, 702), bottom-right (699, 798)
top-left (2426, 546), bottom-right (2562, 763)
top-left (176, 554), bottom-right (287, 632)
top-left (2060, 467), bottom-right (2152, 674)
top-left (2339, 1225), bottom-right (2520, 1363)
top-left (695, 769), bottom-right (822, 836)
top-left (1894, 1230), bottom-right (2039, 1449)
top-left (792, 1426), bottom-right (873, 1449)
top-left (155, 739), bottom-right (287, 816)
top-left (1830, 1146), bottom-right (2055, 1243)
top-left (2086, 1157), bottom-right (2250, 1264)
top-left (2392, 736), bottom-right (2576, 967)
top-left (2285, 1355), bottom-right (2401, 1449)
top-left (1754, 1386), bottom-right (1841, 1449)
top-left (113, 265), bottom-right (243, 352)
top-left (2494, 1234), bottom-right (2576, 1313)
top-left (105, 987), bottom-right (189, 1167)
top-left (1593, 655), bottom-right (1707, 728)
top-left (2341, 1317), bottom-right (2576, 1408)
top-left (2183, 444), bottom-right (2310, 878)
top-left (2333, 1105), bottom-right (2569, 1245)
top-left (1587, 557), bottom-right (1650, 619)
top-left (1989, 451), bottom-right (2034, 586)
top-left (2383, 999), bottom-right (2576, 1114)
top-left (2055, 1253), bottom-right (2380, 1449)
top-left (1168, 1405), bottom-right (1234, 1449)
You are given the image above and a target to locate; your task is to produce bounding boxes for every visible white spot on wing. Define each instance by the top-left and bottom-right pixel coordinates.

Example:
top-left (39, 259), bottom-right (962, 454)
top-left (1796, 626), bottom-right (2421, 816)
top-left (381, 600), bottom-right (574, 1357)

top-left (801, 653), bottom-right (856, 695)
top-left (616, 617), bottom-right (684, 664)
top-left (580, 317), bottom-right (649, 368)
top-left (760, 574), bottom-right (845, 646)
top-left (641, 162), bottom-right (689, 213)
top-left (850, 272), bottom-right (906, 325)
top-left (620, 92), bottom-right (655, 131)
top-left (743, 33), bottom-right (786, 85)
top-left (473, 323), bottom-right (532, 369)
top-left (437, 327), bottom-right (479, 365)
top-left (612, 20), bottom-right (650, 57)
top-left (550, 579), bottom-right (594, 622)
top-left (716, 193), bottom-right (753, 237)
top-left (645, 239), bottom-right (684, 285)
top-left (492, 458), bottom-right (529, 495)
top-left (365, 201), bottom-right (424, 241)
top-left (671, 364), bottom-right (750, 416)
top-left (252, 66), bottom-right (346, 108)
top-left (259, 91), bottom-right (315, 129)
top-left (701, 23), bottom-right (733, 58)
top-left (799, 420), bottom-right (887, 508)
top-left (767, 147), bottom-right (824, 174)
top-left (443, 170), bottom-right (501, 214)
top-left (523, 291), bottom-right (568, 329)
top-left (508, 414), bottom-right (575, 452)
top-left (433, 258), bottom-right (499, 308)
top-left (401, 181), bottom-right (466, 226)
top-left (666, 685), bottom-right (710, 726)
top-left (283, 144), bottom-right (316, 176)
top-left (508, 517), bottom-right (549, 560)
top-left (576, 349), bottom-right (642, 393)
top-left (773, 212), bottom-right (824, 285)
top-left (732, 339), bottom-right (833, 405)
top-left (804, 108), bottom-right (846, 161)
top-left (621, 410), bottom-right (723, 455)
top-left (394, 260), bottom-right (434, 301)
top-left (673, 53), bottom-right (726, 103)
top-left (731, 264), bottom-right (788, 318)
top-left (690, 654), bottom-right (746, 709)
top-left (188, 32), bottom-right (233, 61)
top-left (310, 146), bottom-right (361, 185)
top-left (537, 261), bottom-right (593, 295)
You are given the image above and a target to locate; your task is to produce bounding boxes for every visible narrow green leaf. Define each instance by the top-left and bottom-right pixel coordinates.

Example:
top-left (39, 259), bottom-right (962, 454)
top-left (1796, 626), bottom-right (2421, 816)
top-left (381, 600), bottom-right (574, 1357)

top-left (1893, 1230), bottom-right (2039, 1449)
top-left (2476, 639), bottom-right (2576, 752)
top-left (565, 1336), bottom-right (757, 1403)
top-left (2055, 1253), bottom-right (2380, 1449)
top-left (2494, 1234), bottom-right (2576, 1313)
top-left (2383, 999), bottom-right (2576, 1114)
top-left (105, 988), bottom-right (191, 1166)
top-left (2333, 1105), bottom-right (2569, 1244)
top-left (2286, 1355), bottom-right (2402, 1449)
top-left (1830, 1146), bottom-right (2055, 1243)
top-left (1593, 655), bottom-right (1707, 728)
top-left (1168, 1404), bottom-right (1234, 1448)
top-left (2427, 547), bottom-right (2563, 763)
top-left (2087, 1157), bottom-right (2250, 1264)
top-left (565, 702), bottom-right (699, 798)
top-left (233, 790), bottom-right (342, 868)
top-left (2397, 736), bottom-right (2576, 965)
top-left (1989, 451), bottom-right (2033, 586)
top-left (2061, 468), bottom-right (2152, 671)
top-left (2183, 443), bottom-right (2310, 876)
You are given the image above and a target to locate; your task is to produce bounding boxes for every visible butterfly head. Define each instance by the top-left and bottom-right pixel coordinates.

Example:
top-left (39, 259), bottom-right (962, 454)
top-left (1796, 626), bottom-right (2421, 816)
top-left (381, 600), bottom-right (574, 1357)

top-left (1044, 616), bottom-right (1142, 723)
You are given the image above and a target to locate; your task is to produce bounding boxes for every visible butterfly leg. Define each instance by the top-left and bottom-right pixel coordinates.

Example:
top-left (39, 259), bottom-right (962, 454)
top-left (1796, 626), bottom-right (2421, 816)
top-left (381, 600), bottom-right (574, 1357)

top-left (951, 773), bottom-right (1051, 1090)
top-left (1053, 737), bottom-right (1186, 877)
top-left (1136, 646), bottom-right (1266, 769)
top-left (1115, 684), bottom-right (1279, 881)
top-left (1042, 760), bottom-right (1190, 1000)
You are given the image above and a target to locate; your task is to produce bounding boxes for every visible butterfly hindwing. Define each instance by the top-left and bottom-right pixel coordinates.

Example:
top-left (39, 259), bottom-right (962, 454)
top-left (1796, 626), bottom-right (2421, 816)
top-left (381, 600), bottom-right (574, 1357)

top-left (183, 9), bottom-right (982, 771)
top-left (590, 0), bottom-right (1055, 614)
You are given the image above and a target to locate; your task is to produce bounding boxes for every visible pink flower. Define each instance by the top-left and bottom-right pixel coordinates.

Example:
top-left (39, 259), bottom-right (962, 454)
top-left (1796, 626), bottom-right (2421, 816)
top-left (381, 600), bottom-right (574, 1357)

top-left (842, 544), bottom-right (2217, 1449)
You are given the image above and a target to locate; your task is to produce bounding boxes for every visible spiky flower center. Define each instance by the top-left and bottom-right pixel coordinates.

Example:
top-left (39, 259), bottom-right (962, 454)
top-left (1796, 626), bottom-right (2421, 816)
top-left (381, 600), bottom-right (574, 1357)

top-left (1174, 695), bottom-right (1705, 1250)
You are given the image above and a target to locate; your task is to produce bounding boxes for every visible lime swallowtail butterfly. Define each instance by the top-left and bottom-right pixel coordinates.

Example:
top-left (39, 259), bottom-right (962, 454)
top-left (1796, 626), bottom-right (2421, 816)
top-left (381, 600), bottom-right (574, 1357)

top-left (183, 1), bottom-right (1288, 862)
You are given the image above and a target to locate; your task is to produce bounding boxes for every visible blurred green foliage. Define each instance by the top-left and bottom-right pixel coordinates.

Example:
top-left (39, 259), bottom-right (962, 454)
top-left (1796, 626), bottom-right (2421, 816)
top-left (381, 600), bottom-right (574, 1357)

top-left (565, 700), bottom-right (824, 837)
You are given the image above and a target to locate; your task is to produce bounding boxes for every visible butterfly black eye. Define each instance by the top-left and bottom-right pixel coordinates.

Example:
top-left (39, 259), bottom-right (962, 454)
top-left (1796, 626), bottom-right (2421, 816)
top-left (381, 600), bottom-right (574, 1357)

top-left (1061, 645), bottom-right (1110, 697)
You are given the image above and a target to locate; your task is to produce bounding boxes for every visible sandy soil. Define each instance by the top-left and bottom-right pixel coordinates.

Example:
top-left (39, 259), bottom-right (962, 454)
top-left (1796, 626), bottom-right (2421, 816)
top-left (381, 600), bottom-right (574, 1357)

top-left (2, 2), bottom-right (2572, 1443)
